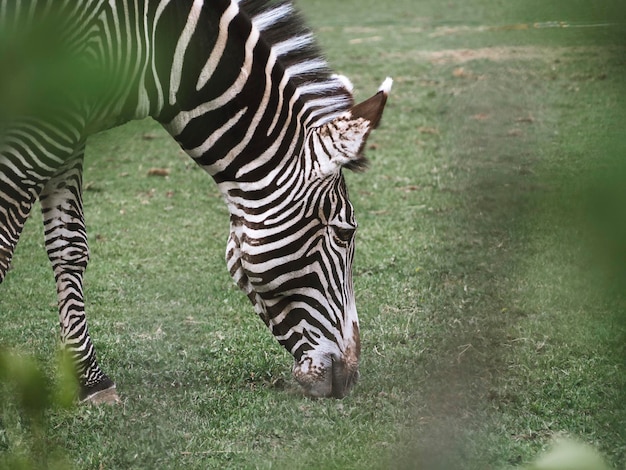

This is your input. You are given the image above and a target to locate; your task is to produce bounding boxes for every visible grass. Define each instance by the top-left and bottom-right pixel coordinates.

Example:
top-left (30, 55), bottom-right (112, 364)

top-left (1, 0), bottom-right (625, 468)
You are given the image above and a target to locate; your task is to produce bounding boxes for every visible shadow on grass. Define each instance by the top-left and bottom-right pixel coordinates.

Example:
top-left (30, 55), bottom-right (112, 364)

top-left (392, 6), bottom-right (626, 468)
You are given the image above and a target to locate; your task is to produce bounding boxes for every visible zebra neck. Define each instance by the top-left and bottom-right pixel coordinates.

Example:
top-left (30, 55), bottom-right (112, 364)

top-left (155, 0), bottom-right (353, 187)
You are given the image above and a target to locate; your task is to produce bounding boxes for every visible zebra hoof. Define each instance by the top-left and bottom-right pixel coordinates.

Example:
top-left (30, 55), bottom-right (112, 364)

top-left (81, 385), bottom-right (121, 405)
top-left (79, 376), bottom-right (121, 405)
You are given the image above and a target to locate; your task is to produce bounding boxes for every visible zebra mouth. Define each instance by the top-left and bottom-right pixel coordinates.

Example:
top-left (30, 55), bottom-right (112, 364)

top-left (292, 354), bottom-right (359, 399)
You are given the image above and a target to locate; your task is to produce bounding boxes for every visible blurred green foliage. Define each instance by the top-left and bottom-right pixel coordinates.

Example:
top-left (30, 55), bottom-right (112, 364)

top-left (526, 439), bottom-right (610, 470)
top-left (0, 349), bottom-right (76, 470)
top-left (0, 8), bottom-right (116, 126)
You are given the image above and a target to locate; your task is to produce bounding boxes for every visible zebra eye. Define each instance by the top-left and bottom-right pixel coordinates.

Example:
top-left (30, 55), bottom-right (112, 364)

top-left (331, 226), bottom-right (355, 244)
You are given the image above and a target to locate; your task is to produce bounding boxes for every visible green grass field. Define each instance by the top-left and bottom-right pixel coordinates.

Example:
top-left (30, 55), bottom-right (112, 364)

top-left (1, 0), bottom-right (625, 468)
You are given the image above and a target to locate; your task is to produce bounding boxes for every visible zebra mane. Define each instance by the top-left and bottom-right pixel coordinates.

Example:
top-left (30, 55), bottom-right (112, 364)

top-left (239, 0), bottom-right (354, 126)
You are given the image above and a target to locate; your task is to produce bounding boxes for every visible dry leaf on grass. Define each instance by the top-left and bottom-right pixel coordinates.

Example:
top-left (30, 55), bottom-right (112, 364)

top-left (147, 168), bottom-right (170, 177)
top-left (507, 128), bottom-right (523, 137)
top-left (418, 126), bottom-right (440, 135)
top-left (349, 36), bottom-right (382, 44)
top-left (452, 67), bottom-right (472, 78)
top-left (398, 185), bottom-right (421, 192)
top-left (515, 115), bottom-right (535, 124)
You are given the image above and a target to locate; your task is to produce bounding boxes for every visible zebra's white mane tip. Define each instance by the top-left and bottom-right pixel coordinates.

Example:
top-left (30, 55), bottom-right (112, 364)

top-left (331, 74), bottom-right (354, 93)
top-left (379, 77), bottom-right (393, 95)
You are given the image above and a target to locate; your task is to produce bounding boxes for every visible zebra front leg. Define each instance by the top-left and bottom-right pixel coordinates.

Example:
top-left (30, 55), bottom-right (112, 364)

top-left (39, 148), bottom-right (120, 404)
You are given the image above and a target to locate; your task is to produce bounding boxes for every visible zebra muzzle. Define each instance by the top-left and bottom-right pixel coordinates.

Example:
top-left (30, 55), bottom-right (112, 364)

top-left (292, 351), bottom-right (359, 399)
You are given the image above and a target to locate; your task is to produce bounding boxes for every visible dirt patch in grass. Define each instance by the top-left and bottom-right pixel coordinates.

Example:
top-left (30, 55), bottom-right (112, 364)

top-left (387, 45), bottom-right (624, 64)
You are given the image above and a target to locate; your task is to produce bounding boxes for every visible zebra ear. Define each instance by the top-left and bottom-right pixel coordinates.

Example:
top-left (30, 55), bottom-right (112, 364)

top-left (316, 78), bottom-right (392, 174)
top-left (350, 77), bottom-right (392, 130)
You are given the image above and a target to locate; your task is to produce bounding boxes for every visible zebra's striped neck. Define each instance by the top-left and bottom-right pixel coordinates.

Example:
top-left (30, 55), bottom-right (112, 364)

top-left (153, 0), bottom-right (353, 185)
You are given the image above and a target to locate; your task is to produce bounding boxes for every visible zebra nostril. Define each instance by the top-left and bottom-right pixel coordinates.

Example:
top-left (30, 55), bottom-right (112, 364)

top-left (330, 354), bottom-right (359, 399)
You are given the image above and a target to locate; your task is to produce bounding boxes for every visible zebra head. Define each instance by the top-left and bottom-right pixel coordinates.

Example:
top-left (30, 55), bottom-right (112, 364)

top-left (226, 78), bottom-right (391, 398)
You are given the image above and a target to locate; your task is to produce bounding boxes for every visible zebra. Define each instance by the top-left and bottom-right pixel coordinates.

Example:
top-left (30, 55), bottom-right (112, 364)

top-left (0, 0), bottom-right (391, 403)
